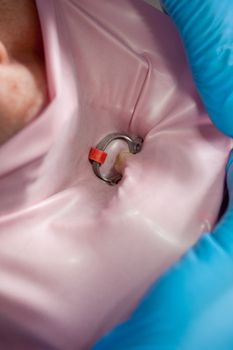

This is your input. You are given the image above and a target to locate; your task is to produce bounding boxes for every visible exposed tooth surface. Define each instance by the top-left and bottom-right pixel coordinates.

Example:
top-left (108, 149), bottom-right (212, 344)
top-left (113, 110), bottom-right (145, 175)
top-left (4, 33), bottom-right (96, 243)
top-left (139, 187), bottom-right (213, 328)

top-left (114, 150), bottom-right (132, 173)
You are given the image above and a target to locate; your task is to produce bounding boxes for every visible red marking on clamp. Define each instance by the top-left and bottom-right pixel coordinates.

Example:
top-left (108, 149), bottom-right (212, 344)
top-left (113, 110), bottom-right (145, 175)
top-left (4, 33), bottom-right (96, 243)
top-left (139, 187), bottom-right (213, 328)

top-left (89, 148), bottom-right (107, 164)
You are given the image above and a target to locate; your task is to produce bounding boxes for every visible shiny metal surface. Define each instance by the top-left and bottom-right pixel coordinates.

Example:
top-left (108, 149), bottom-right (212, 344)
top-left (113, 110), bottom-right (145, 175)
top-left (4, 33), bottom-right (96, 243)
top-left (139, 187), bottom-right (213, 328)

top-left (90, 133), bottom-right (144, 185)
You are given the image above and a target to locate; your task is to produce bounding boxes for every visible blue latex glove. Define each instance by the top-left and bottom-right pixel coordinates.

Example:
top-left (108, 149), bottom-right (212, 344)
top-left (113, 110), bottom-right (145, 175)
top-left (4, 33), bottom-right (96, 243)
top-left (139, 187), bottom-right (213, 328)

top-left (162, 0), bottom-right (233, 137)
top-left (92, 1), bottom-right (233, 349)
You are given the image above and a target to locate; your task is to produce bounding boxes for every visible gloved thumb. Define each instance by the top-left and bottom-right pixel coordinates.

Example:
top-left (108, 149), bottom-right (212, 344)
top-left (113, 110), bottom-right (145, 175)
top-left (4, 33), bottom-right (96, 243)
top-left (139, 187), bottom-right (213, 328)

top-left (161, 0), bottom-right (233, 137)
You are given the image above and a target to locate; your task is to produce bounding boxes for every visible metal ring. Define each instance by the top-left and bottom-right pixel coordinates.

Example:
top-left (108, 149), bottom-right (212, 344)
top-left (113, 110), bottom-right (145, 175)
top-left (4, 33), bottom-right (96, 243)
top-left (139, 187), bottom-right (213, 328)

top-left (89, 133), bottom-right (143, 185)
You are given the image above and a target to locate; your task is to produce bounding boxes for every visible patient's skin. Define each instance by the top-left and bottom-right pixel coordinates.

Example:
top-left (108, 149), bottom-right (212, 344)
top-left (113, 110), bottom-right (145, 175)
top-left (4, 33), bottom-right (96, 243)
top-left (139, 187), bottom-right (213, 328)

top-left (0, 0), bottom-right (47, 145)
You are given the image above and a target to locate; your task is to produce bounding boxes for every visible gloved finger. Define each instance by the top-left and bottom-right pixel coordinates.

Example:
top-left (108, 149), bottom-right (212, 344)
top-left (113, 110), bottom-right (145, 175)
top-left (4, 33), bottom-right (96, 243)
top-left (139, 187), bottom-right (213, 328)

top-left (161, 0), bottom-right (233, 137)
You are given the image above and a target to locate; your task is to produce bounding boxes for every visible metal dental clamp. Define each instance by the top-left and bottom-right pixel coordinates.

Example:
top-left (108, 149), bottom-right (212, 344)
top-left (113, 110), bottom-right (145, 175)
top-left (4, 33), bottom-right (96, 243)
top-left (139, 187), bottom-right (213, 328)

top-left (89, 133), bottom-right (143, 185)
